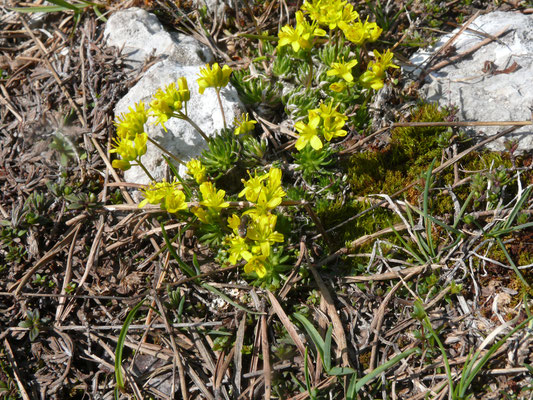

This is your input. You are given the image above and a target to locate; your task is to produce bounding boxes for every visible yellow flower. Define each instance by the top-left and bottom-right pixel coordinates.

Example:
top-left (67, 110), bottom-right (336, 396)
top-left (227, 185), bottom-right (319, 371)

top-left (227, 235), bottom-right (253, 265)
top-left (243, 167), bottom-right (286, 217)
top-left (239, 170), bottom-right (268, 202)
top-left (186, 158), bottom-right (206, 184)
top-left (164, 189), bottom-right (188, 213)
top-left (244, 254), bottom-right (267, 278)
top-left (327, 58), bottom-right (358, 82)
top-left (191, 206), bottom-right (209, 223)
top-left (294, 110), bottom-right (322, 151)
top-left (110, 132), bottom-right (148, 170)
top-left (339, 3), bottom-right (359, 26)
top-left (177, 77), bottom-right (190, 102)
top-left (278, 23), bottom-right (306, 52)
top-left (246, 214), bottom-right (284, 257)
top-left (329, 81), bottom-right (347, 92)
top-left (301, 0), bottom-right (357, 30)
top-left (115, 101), bottom-right (148, 140)
top-left (359, 49), bottom-right (399, 90)
top-left (138, 178), bottom-right (188, 214)
top-left (149, 82), bottom-right (185, 131)
top-left (278, 11), bottom-right (325, 52)
top-left (338, 20), bottom-right (366, 45)
top-left (363, 20), bottom-right (382, 43)
top-left (312, 101), bottom-right (347, 141)
top-left (197, 63), bottom-right (232, 95)
top-left (199, 181), bottom-right (229, 210)
top-left (339, 19), bottom-right (382, 45)
top-left (227, 214), bottom-right (241, 234)
top-left (234, 113), bottom-right (257, 136)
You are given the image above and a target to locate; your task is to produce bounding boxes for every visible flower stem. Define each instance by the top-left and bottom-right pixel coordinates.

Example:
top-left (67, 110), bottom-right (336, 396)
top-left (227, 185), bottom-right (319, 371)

top-left (306, 52), bottom-right (313, 89)
top-left (176, 112), bottom-right (211, 143)
top-left (215, 88), bottom-right (227, 130)
top-left (147, 136), bottom-right (186, 166)
top-left (136, 159), bottom-right (155, 181)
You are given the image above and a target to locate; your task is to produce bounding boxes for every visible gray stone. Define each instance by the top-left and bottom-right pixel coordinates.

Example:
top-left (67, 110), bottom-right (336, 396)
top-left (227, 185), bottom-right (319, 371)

top-left (405, 11), bottom-right (533, 153)
top-left (115, 60), bottom-right (243, 186)
top-left (105, 8), bottom-right (244, 187)
top-left (104, 8), bottom-right (213, 68)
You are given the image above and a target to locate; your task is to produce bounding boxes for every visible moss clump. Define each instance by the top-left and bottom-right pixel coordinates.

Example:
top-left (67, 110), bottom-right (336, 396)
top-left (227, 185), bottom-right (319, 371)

top-left (316, 196), bottom-right (401, 252)
top-left (347, 102), bottom-right (450, 197)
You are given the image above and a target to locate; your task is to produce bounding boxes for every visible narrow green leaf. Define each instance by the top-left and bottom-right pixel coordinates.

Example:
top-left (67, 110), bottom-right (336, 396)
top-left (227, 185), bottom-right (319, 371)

top-left (115, 299), bottom-right (145, 390)
top-left (304, 347), bottom-right (313, 398)
top-left (459, 316), bottom-right (533, 398)
top-left (323, 325), bottom-right (332, 372)
top-left (293, 312), bottom-right (326, 362)
top-left (423, 159), bottom-right (437, 258)
top-left (354, 347), bottom-right (419, 394)
top-left (496, 237), bottom-right (530, 288)
top-left (160, 224), bottom-right (196, 278)
top-left (503, 186), bottom-right (532, 230)
top-left (346, 373), bottom-right (358, 400)
top-left (328, 366), bottom-right (357, 376)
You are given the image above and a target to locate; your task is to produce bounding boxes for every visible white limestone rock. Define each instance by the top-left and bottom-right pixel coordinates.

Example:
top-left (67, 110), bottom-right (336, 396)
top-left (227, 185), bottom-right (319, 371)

top-left (105, 8), bottom-right (244, 187)
top-left (104, 7), bottom-right (213, 68)
top-left (405, 11), bottom-right (533, 153)
top-left (115, 60), bottom-right (243, 186)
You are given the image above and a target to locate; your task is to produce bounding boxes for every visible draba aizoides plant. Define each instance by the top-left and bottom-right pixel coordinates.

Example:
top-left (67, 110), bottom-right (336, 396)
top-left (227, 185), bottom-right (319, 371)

top-left (110, 0), bottom-right (398, 287)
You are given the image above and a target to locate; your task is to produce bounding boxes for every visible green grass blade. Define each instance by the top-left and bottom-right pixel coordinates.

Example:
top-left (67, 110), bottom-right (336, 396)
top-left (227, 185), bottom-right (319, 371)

top-left (424, 317), bottom-right (454, 395)
top-left (405, 204), bottom-right (431, 262)
top-left (323, 325), bottom-right (333, 372)
top-left (354, 347), bottom-right (419, 394)
top-left (496, 237), bottom-right (530, 288)
top-left (488, 221), bottom-right (533, 237)
top-left (346, 373), bottom-right (358, 400)
top-left (160, 224), bottom-right (196, 278)
top-left (293, 312), bottom-right (326, 362)
top-left (459, 316), bottom-right (533, 398)
top-left (10, 5), bottom-right (73, 12)
top-left (503, 186), bottom-right (532, 230)
top-left (423, 159), bottom-right (437, 259)
top-left (390, 223), bottom-right (425, 265)
top-left (328, 366), bottom-right (357, 376)
top-left (115, 299), bottom-right (145, 390)
top-left (453, 191), bottom-right (475, 229)
top-left (304, 347), bottom-right (314, 399)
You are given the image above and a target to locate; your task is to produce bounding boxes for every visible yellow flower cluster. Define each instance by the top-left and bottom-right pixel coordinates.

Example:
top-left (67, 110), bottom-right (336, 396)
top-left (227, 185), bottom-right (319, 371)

top-left (186, 158), bottom-right (207, 184)
top-left (115, 101), bottom-right (148, 140)
top-left (359, 49), bottom-right (399, 90)
top-left (111, 101), bottom-right (149, 171)
top-left (149, 77), bottom-right (190, 131)
top-left (294, 101), bottom-right (347, 151)
top-left (301, 0), bottom-right (359, 30)
top-left (277, 11), bottom-right (326, 52)
top-left (139, 179), bottom-right (188, 213)
top-left (191, 181), bottom-right (230, 224)
top-left (225, 167), bottom-right (286, 278)
top-left (338, 19), bottom-right (382, 46)
top-left (197, 63), bottom-right (232, 95)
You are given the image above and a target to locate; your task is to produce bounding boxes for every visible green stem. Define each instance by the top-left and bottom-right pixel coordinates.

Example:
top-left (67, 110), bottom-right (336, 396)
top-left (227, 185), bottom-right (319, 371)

top-left (146, 136), bottom-right (186, 166)
top-left (136, 159), bottom-right (155, 181)
top-left (306, 51), bottom-right (313, 89)
top-left (215, 88), bottom-right (227, 130)
top-left (176, 112), bottom-right (210, 143)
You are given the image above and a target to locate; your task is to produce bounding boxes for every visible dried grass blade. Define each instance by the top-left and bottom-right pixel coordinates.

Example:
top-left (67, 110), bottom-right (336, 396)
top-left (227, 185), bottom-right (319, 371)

top-left (267, 290), bottom-right (316, 380)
